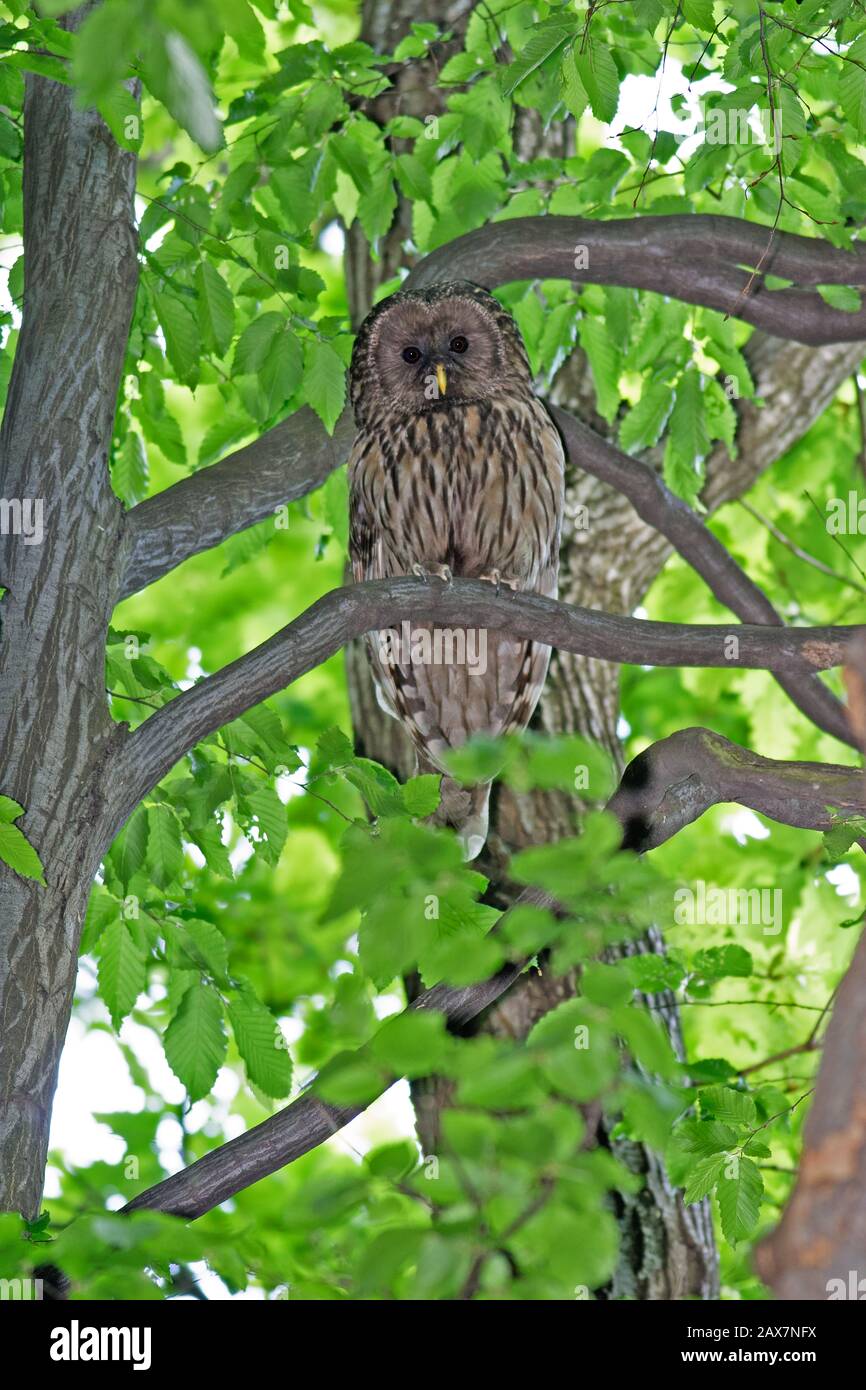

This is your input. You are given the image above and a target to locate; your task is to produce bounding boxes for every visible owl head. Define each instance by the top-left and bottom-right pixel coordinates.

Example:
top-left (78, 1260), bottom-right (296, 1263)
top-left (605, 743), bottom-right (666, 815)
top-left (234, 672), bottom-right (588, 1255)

top-left (349, 280), bottom-right (533, 428)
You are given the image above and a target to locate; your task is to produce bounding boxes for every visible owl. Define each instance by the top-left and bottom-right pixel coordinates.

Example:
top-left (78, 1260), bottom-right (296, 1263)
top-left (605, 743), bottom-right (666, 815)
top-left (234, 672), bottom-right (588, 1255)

top-left (348, 281), bottom-right (565, 859)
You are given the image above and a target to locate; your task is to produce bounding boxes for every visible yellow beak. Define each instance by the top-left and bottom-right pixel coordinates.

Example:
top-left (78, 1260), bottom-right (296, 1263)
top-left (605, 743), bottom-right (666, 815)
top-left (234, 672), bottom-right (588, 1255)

top-left (435, 363), bottom-right (447, 396)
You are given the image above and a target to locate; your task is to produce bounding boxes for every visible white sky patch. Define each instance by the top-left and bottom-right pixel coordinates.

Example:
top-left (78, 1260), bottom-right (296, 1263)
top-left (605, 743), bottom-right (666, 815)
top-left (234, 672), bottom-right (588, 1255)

top-left (826, 863), bottom-right (861, 901)
top-left (319, 220), bottom-right (346, 257)
top-left (609, 61), bottom-right (735, 164)
top-left (723, 808), bottom-right (771, 844)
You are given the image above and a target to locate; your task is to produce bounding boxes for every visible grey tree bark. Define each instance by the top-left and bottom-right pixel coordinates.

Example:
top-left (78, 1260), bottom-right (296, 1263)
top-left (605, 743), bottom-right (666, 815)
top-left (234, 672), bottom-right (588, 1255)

top-left (0, 12), bottom-right (138, 1217)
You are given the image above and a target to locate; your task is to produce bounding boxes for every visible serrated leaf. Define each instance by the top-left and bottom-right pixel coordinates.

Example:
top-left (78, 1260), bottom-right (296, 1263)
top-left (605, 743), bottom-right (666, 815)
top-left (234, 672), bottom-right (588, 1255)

top-left (246, 785), bottom-right (288, 865)
top-left (147, 805), bottom-right (184, 889)
top-left (113, 431), bottom-right (148, 505)
top-left (0, 817), bottom-right (46, 885)
top-left (683, 1153), bottom-right (725, 1203)
top-left (502, 23), bottom-right (575, 96)
top-left (227, 986), bottom-right (292, 1098)
top-left (701, 1084), bottom-right (757, 1127)
top-left (716, 1156), bottom-right (763, 1245)
top-left (195, 259), bottom-right (234, 355)
top-left (259, 325), bottom-right (304, 418)
top-left (234, 312), bottom-right (282, 374)
top-left (302, 338), bottom-right (347, 434)
top-left (575, 43), bottom-right (620, 123)
top-left (619, 379), bottom-right (673, 453)
top-left (109, 804), bottom-right (149, 890)
top-left (98, 921), bottom-right (146, 1028)
top-left (163, 982), bottom-right (227, 1100)
top-left (816, 284), bottom-right (862, 312)
top-left (142, 31), bottom-right (222, 153)
top-left (152, 287), bottom-right (201, 383)
top-left (675, 1119), bottom-right (738, 1156)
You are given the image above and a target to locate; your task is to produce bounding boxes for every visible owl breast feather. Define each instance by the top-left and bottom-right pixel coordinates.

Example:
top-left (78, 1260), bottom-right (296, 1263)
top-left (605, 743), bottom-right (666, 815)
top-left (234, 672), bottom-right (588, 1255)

top-left (350, 394), bottom-right (564, 588)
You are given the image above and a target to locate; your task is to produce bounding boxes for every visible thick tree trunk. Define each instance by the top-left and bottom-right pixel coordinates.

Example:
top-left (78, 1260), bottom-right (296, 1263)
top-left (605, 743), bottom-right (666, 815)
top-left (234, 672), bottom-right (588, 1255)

top-left (0, 18), bottom-right (138, 1216)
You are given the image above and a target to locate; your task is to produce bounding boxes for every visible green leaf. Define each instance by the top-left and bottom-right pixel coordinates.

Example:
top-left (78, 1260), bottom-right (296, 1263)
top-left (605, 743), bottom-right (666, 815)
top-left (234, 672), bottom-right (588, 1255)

top-left (716, 1156), bottom-right (763, 1245)
top-left (579, 316), bottom-right (621, 422)
top-left (840, 66), bottom-right (866, 136)
top-left (227, 985), bottom-right (292, 1098)
top-left (701, 1084), bottom-right (757, 1127)
top-left (245, 785), bottom-right (288, 866)
top-left (195, 260), bottom-right (234, 355)
top-left (619, 378), bottom-right (673, 453)
top-left (113, 431), bottom-right (148, 505)
top-left (152, 287), bottom-right (201, 383)
top-left (234, 312), bottom-right (283, 374)
top-left (98, 921), bottom-right (146, 1028)
top-left (142, 31), bottom-right (223, 153)
top-left (258, 325), bottom-right (304, 418)
top-left (575, 43), bottom-right (620, 123)
top-left (302, 338), bottom-right (347, 434)
top-left (146, 805), bottom-right (184, 889)
top-left (369, 1011), bottom-right (451, 1076)
top-left (683, 1153), bottom-right (725, 1203)
top-left (109, 804), bottom-right (149, 890)
top-left (401, 774), bottom-right (441, 817)
top-left (502, 22), bottom-right (576, 96)
top-left (664, 368), bottom-right (709, 505)
top-left (163, 982), bottom-right (227, 1101)
top-left (0, 814), bottom-right (46, 885)
top-left (674, 1119), bottom-right (738, 1156)
top-left (816, 284), bottom-right (863, 312)
top-left (71, 0), bottom-right (139, 105)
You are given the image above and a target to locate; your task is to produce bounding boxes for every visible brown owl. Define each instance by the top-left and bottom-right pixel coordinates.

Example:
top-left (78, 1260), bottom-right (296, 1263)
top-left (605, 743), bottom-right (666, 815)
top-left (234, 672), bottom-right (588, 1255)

top-left (348, 281), bottom-right (565, 858)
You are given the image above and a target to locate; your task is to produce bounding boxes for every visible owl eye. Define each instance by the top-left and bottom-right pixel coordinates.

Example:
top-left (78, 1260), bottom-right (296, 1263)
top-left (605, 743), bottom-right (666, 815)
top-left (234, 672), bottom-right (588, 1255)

top-left (402, 346), bottom-right (422, 364)
top-left (449, 336), bottom-right (468, 354)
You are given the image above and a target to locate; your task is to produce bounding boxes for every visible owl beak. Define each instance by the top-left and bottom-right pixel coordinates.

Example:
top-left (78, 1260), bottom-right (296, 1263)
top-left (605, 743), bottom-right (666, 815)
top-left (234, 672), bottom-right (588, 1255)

top-left (435, 362), bottom-right (448, 396)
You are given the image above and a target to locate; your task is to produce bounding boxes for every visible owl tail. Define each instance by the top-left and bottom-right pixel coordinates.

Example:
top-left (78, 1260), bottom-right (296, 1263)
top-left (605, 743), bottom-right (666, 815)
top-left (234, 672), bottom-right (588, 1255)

top-left (420, 762), bottom-right (491, 862)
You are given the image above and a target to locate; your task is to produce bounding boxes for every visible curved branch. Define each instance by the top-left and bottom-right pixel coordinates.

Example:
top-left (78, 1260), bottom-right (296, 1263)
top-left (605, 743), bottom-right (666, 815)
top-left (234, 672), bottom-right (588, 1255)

top-left (609, 727), bottom-right (865, 852)
top-left (119, 407), bottom-right (355, 600)
top-left (405, 215), bottom-right (866, 344)
top-left (105, 573), bottom-right (863, 842)
top-left (551, 407), bottom-right (856, 750)
top-left (120, 727), bottom-right (864, 1222)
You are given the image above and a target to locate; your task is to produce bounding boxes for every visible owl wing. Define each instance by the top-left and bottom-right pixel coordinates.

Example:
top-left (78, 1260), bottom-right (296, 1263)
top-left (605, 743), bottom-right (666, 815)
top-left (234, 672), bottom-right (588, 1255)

top-left (348, 432), bottom-right (406, 724)
top-left (487, 402), bottom-right (564, 740)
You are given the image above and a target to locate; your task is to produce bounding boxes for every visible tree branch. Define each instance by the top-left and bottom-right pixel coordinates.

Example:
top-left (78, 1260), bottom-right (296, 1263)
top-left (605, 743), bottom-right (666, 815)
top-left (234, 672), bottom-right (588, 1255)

top-left (119, 408), bottom-right (355, 600)
top-left (608, 726), bottom-right (865, 852)
top-left (551, 407), bottom-right (856, 749)
top-left (120, 723), bottom-right (865, 1222)
top-left (406, 215), bottom-right (866, 344)
top-left (106, 575), bottom-right (864, 840)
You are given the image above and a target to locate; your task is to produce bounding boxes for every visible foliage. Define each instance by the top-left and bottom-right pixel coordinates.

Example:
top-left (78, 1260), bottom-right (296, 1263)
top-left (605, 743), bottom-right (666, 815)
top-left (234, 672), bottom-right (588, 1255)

top-left (0, 0), bottom-right (864, 1300)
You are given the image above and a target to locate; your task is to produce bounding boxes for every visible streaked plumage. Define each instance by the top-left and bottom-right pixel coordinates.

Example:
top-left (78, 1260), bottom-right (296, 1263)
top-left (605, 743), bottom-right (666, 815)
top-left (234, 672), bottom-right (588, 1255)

top-left (348, 281), bottom-right (564, 857)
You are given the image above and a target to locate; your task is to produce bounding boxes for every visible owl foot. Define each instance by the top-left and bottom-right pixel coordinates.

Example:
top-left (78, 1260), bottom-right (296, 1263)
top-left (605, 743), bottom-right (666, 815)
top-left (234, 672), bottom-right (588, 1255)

top-left (412, 562), bottom-right (452, 585)
top-left (479, 569), bottom-right (520, 596)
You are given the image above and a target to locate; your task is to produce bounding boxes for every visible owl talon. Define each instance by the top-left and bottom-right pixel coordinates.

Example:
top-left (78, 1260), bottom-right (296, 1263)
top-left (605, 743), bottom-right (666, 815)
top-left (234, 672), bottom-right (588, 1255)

top-left (412, 562), bottom-right (452, 585)
top-left (479, 570), bottom-right (520, 596)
